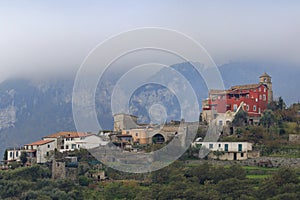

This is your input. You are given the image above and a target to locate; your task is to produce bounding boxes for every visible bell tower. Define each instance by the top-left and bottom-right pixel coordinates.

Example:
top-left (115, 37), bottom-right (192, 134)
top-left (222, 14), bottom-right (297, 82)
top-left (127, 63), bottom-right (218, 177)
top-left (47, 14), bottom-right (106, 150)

top-left (259, 72), bottom-right (273, 103)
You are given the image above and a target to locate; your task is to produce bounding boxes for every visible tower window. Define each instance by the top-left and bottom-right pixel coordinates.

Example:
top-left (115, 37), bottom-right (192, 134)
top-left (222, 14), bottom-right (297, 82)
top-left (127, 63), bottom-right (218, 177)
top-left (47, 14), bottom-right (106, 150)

top-left (253, 105), bottom-right (257, 111)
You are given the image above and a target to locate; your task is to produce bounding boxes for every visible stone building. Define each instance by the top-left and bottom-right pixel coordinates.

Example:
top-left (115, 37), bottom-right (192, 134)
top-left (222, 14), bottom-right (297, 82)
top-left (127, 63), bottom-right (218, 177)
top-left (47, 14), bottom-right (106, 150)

top-left (52, 157), bottom-right (78, 180)
top-left (113, 113), bottom-right (138, 132)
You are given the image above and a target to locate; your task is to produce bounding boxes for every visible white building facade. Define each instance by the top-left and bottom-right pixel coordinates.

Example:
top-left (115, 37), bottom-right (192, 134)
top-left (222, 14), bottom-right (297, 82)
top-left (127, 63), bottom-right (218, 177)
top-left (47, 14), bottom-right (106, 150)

top-left (192, 142), bottom-right (257, 160)
top-left (6, 147), bottom-right (24, 162)
top-left (5, 132), bottom-right (108, 164)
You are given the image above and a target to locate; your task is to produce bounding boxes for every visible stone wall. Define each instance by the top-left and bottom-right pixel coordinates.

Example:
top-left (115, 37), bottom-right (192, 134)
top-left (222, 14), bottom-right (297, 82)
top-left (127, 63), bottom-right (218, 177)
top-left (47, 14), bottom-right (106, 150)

top-left (244, 156), bottom-right (300, 168)
top-left (52, 160), bottom-right (66, 179)
top-left (52, 160), bottom-right (78, 180)
top-left (186, 156), bottom-right (300, 168)
top-left (289, 134), bottom-right (300, 143)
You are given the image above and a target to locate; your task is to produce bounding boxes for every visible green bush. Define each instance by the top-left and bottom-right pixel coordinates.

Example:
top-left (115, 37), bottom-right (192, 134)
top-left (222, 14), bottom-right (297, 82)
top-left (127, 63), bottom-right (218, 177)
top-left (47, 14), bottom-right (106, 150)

top-left (78, 175), bottom-right (92, 186)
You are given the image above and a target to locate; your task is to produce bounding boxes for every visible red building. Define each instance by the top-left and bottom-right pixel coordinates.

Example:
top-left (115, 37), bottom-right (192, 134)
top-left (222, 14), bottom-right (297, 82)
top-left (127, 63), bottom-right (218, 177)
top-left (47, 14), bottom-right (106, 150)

top-left (202, 73), bottom-right (273, 124)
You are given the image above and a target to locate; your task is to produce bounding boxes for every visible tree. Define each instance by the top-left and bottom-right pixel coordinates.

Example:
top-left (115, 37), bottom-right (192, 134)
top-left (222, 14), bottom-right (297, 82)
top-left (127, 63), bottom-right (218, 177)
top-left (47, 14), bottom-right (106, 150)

top-left (232, 110), bottom-right (248, 126)
top-left (213, 150), bottom-right (224, 160)
top-left (268, 97), bottom-right (286, 111)
top-left (272, 168), bottom-right (299, 186)
top-left (260, 109), bottom-right (276, 128)
top-left (278, 97), bottom-right (286, 110)
top-left (20, 152), bottom-right (27, 166)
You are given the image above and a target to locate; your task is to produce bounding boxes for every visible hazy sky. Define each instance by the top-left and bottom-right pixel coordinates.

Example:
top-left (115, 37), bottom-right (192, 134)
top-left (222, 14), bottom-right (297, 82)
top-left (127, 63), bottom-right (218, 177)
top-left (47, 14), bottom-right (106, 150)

top-left (1, 0), bottom-right (300, 81)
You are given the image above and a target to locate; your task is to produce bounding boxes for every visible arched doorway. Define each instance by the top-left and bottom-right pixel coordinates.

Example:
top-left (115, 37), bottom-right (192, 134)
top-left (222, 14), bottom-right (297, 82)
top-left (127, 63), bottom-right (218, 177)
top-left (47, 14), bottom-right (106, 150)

top-left (152, 134), bottom-right (165, 144)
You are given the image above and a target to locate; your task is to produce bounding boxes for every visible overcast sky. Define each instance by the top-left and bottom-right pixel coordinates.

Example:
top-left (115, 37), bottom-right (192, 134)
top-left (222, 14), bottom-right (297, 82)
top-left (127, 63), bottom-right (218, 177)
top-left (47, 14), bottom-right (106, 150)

top-left (0, 0), bottom-right (300, 82)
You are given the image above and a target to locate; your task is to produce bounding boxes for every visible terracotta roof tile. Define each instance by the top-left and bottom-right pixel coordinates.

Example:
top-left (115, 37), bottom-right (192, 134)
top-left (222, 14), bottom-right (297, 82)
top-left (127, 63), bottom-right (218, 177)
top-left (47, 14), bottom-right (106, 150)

top-left (230, 83), bottom-right (261, 90)
top-left (209, 89), bottom-right (228, 95)
top-left (43, 132), bottom-right (92, 139)
top-left (25, 140), bottom-right (54, 146)
top-left (209, 83), bottom-right (264, 95)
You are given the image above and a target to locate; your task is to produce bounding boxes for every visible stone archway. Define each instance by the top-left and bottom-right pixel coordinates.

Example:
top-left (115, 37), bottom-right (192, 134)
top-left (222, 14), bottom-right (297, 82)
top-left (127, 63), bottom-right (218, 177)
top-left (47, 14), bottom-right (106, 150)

top-left (152, 133), bottom-right (165, 144)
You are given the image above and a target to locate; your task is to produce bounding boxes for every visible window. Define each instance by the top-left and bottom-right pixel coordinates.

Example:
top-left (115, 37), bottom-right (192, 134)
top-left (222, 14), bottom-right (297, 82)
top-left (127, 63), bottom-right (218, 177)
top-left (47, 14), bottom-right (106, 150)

top-left (253, 105), bottom-right (257, 111)
top-left (258, 108), bottom-right (261, 114)
top-left (263, 94), bottom-right (266, 101)
top-left (48, 144), bottom-right (50, 148)
top-left (258, 87), bottom-right (261, 92)
top-left (72, 144), bottom-right (76, 149)
top-left (66, 145), bottom-right (69, 149)
top-left (224, 144), bottom-right (228, 152)
top-left (209, 144), bottom-right (213, 149)
top-left (233, 104), bottom-right (237, 112)
top-left (10, 152), bottom-right (13, 158)
top-left (136, 133), bottom-right (138, 137)
top-left (238, 144), bottom-right (242, 152)
top-left (246, 94), bottom-right (249, 98)
top-left (218, 144), bottom-right (221, 148)
top-left (241, 153), bottom-right (244, 157)
top-left (16, 151), bottom-right (19, 157)
top-left (126, 131), bottom-right (129, 134)
top-left (46, 152), bottom-right (49, 156)
top-left (259, 95), bottom-right (262, 100)
top-left (246, 105), bottom-right (249, 111)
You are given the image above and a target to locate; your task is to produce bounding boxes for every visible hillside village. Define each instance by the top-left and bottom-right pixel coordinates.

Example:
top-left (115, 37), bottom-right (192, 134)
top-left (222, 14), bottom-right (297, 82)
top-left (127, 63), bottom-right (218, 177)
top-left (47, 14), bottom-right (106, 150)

top-left (2, 73), bottom-right (300, 170)
top-left (0, 72), bottom-right (300, 199)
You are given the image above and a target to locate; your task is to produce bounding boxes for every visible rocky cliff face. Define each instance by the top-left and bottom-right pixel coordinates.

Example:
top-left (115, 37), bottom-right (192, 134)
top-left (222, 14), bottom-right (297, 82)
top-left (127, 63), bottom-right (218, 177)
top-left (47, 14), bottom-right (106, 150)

top-left (0, 105), bottom-right (17, 131)
top-left (0, 89), bottom-right (17, 130)
top-left (0, 78), bottom-right (75, 156)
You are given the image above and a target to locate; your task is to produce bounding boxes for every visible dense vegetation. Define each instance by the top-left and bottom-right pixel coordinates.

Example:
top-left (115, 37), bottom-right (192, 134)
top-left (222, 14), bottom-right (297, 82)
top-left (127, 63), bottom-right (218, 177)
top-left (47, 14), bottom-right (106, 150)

top-left (0, 161), bottom-right (299, 199)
